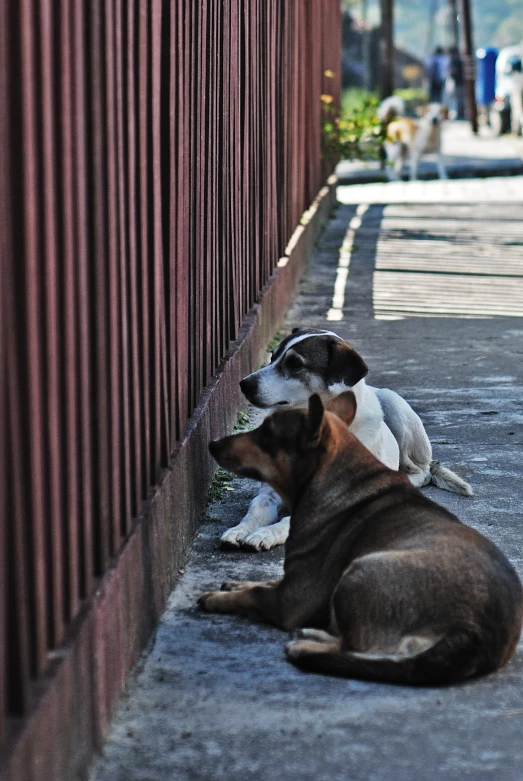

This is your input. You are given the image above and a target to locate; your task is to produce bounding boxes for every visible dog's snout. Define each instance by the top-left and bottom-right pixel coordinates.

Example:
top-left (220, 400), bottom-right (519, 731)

top-left (240, 375), bottom-right (258, 399)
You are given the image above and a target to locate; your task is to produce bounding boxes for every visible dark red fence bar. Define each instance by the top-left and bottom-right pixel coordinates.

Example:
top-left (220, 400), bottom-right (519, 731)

top-left (0, 0), bottom-right (341, 766)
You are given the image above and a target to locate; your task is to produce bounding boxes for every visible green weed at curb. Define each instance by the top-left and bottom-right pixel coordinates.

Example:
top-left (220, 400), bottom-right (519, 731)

top-left (267, 330), bottom-right (285, 354)
top-left (207, 406), bottom-right (255, 508)
top-left (233, 410), bottom-right (250, 431)
top-left (207, 468), bottom-right (235, 503)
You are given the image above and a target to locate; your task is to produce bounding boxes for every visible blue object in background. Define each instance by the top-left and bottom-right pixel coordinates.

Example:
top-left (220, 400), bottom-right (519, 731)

top-left (476, 47), bottom-right (498, 104)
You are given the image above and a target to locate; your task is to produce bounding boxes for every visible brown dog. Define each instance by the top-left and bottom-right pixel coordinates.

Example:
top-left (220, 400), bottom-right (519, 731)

top-left (200, 392), bottom-right (523, 685)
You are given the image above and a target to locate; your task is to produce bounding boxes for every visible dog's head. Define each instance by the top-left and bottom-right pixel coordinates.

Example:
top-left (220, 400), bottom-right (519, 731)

top-left (209, 392), bottom-right (358, 506)
top-left (240, 328), bottom-right (368, 409)
top-left (417, 103), bottom-right (449, 126)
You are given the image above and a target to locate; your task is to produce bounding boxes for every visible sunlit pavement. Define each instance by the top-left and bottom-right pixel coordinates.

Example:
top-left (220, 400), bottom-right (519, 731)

top-left (338, 174), bottom-right (523, 203)
top-left (92, 179), bottom-right (523, 781)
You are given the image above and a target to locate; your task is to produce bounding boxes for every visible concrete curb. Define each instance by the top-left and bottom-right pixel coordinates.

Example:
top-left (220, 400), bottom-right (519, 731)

top-left (0, 176), bottom-right (338, 781)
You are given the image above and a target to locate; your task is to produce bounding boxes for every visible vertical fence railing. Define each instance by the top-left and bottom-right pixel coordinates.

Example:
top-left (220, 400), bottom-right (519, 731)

top-left (0, 0), bottom-right (341, 753)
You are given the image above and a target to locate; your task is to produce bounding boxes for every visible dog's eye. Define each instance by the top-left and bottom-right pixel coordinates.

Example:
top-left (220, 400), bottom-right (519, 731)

top-left (285, 354), bottom-right (304, 371)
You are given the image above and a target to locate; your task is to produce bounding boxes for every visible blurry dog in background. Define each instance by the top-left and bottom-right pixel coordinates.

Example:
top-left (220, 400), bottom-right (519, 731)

top-left (378, 96), bottom-right (448, 182)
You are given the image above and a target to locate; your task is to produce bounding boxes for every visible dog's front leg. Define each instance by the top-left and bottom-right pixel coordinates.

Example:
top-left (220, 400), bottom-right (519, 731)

top-left (436, 152), bottom-right (447, 180)
top-left (198, 579), bottom-right (309, 631)
top-left (409, 153), bottom-right (419, 181)
top-left (198, 581), bottom-right (288, 628)
top-left (393, 153), bottom-right (403, 180)
top-left (385, 143), bottom-right (401, 181)
top-left (220, 484), bottom-right (282, 548)
top-left (220, 578), bottom-right (282, 592)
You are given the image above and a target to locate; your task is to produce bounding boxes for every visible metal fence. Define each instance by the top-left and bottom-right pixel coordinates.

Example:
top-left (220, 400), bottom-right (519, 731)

top-left (0, 0), bottom-right (340, 749)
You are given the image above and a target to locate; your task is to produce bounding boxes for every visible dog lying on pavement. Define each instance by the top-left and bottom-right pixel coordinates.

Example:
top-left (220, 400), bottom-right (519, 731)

top-left (201, 392), bottom-right (523, 684)
top-left (220, 328), bottom-right (472, 552)
top-left (378, 96), bottom-right (448, 182)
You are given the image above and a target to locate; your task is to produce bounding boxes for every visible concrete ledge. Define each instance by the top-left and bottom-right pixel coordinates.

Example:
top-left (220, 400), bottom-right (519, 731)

top-left (0, 175), bottom-right (337, 781)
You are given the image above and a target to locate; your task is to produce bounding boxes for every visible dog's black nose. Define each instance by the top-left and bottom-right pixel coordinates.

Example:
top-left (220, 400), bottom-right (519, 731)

top-left (240, 376), bottom-right (257, 399)
top-left (431, 116), bottom-right (439, 126)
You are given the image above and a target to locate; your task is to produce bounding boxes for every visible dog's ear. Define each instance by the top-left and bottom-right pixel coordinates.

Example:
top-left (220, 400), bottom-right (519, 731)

top-left (326, 391), bottom-right (357, 427)
top-left (440, 105), bottom-right (449, 120)
top-left (326, 340), bottom-right (368, 390)
top-left (306, 393), bottom-right (324, 445)
top-left (416, 104), bottom-right (430, 117)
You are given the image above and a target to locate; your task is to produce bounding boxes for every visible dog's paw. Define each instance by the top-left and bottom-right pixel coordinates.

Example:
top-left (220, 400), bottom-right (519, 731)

top-left (197, 591), bottom-right (222, 611)
top-left (285, 639), bottom-right (309, 660)
top-left (285, 637), bottom-right (336, 661)
top-left (220, 581), bottom-right (245, 592)
top-left (242, 526), bottom-right (284, 551)
top-left (219, 525), bottom-right (251, 549)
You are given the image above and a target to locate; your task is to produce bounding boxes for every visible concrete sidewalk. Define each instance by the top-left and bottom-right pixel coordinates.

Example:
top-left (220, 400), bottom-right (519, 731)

top-left (337, 120), bottom-right (523, 183)
top-left (92, 178), bottom-right (523, 781)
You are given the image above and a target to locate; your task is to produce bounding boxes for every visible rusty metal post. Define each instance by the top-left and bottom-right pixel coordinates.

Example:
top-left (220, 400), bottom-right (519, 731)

top-left (380, 0), bottom-right (394, 99)
top-left (458, 0), bottom-right (478, 133)
top-left (361, 0), bottom-right (372, 91)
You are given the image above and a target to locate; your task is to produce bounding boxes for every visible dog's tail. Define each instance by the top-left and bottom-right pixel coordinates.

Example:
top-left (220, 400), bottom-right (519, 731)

top-left (286, 628), bottom-right (488, 685)
top-left (377, 95), bottom-right (405, 124)
top-left (429, 460), bottom-right (473, 497)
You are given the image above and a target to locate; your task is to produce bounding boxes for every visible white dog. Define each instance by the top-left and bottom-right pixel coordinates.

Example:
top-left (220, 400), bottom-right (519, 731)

top-left (220, 328), bottom-right (472, 552)
top-left (379, 96), bottom-right (448, 182)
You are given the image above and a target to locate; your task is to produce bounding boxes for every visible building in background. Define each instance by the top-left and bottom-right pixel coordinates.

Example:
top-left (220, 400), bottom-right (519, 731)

top-left (342, 11), bottom-right (426, 93)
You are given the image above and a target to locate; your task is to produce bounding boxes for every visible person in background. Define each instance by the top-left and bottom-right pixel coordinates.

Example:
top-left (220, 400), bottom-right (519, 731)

top-left (426, 46), bottom-right (448, 103)
top-left (445, 47), bottom-right (465, 119)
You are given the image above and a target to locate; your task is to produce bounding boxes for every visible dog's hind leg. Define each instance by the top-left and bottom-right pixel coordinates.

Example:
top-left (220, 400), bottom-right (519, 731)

top-left (286, 636), bottom-right (342, 661)
top-left (285, 551), bottom-right (485, 683)
top-left (374, 387), bottom-right (472, 495)
top-left (392, 151), bottom-right (404, 180)
top-left (220, 484), bottom-right (282, 548)
top-left (401, 456), bottom-right (432, 489)
top-left (383, 142), bottom-right (401, 180)
top-left (293, 628), bottom-right (339, 644)
top-left (403, 457), bottom-right (473, 495)
top-left (284, 633), bottom-right (473, 683)
top-left (286, 632), bottom-right (438, 666)
top-left (374, 387), bottom-right (432, 485)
